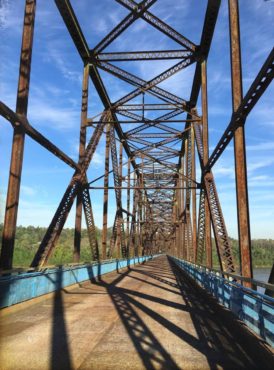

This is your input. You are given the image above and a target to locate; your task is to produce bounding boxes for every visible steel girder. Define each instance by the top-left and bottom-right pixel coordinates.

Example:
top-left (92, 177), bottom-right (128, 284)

top-left (0, 0), bottom-right (272, 285)
top-left (31, 114), bottom-right (107, 268)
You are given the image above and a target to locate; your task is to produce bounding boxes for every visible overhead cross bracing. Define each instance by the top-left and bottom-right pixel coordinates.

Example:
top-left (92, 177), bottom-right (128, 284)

top-left (0, 0), bottom-right (273, 290)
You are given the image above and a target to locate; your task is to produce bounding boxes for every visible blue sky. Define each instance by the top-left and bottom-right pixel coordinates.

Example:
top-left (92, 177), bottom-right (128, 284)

top-left (0, 0), bottom-right (273, 239)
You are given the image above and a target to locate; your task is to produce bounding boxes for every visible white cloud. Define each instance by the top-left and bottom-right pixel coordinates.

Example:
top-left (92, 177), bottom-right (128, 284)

top-left (21, 185), bottom-right (36, 197)
top-left (92, 152), bottom-right (104, 166)
top-left (28, 100), bottom-right (80, 131)
top-left (43, 47), bottom-right (82, 84)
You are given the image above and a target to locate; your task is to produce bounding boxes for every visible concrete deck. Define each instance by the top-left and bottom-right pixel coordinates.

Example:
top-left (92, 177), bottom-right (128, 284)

top-left (0, 256), bottom-right (273, 370)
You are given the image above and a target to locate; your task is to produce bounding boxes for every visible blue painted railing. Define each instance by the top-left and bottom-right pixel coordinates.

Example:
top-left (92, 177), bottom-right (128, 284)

top-left (0, 255), bottom-right (160, 309)
top-left (169, 256), bottom-right (274, 347)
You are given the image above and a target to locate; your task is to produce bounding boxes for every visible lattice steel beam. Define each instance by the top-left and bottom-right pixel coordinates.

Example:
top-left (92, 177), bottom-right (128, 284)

top-left (0, 102), bottom-right (79, 171)
top-left (31, 115), bottom-right (107, 268)
top-left (206, 47), bottom-right (274, 170)
top-left (116, 0), bottom-right (196, 52)
top-left (97, 50), bottom-right (192, 61)
top-left (92, 58), bottom-right (194, 107)
top-left (93, 0), bottom-right (157, 54)
top-left (55, 0), bottom-right (140, 177)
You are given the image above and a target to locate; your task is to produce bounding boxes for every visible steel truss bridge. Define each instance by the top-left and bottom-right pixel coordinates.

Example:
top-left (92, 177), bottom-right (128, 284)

top-left (0, 1), bottom-right (274, 369)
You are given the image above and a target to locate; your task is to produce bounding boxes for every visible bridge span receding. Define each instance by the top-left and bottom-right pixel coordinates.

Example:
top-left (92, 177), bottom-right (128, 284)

top-left (0, 256), bottom-right (273, 370)
top-left (1, 0), bottom-right (274, 368)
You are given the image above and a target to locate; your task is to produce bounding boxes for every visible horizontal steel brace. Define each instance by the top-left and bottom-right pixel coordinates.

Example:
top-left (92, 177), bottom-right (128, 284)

top-left (89, 186), bottom-right (199, 190)
top-left (96, 50), bottom-right (192, 61)
top-left (0, 101), bottom-right (79, 171)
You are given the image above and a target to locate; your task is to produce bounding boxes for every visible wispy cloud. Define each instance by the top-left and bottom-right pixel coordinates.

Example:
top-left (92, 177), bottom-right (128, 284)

top-left (21, 185), bottom-right (37, 197)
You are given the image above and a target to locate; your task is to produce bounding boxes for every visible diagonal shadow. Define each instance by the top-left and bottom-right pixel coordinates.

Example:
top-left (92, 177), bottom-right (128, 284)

top-left (107, 283), bottom-right (180, 369)
top-left (129, 266), bottom-right (179, 289)
top-left (167, 256), bottom-right (274, 370)
top-left (86, 259), bottom-right (224, 368)
top-left (82, 256), bottom-right (274, 370)
top-left (51, 267), bottom-right (72, 370)
top-left (121, 272), bottom-right (182, 296)
top-left (84, 260), bottom-right (180, 369)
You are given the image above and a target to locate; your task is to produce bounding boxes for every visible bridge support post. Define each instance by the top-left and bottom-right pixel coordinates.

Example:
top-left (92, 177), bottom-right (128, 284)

top-left (191, 126), bottom-right (197, 262)
top-left (102, 124), bottom-right (110, 260)
top-left (116, 142), bottom-right (124, 259)
top-left (176, 177), bottom-right (181, 258)
top-left (74, 64), bottom-right (89, 262)
top-left (0, 0), bottom-right (36, 270)
top-left (130, 172), bottom-right (139, 257)
top-left (228, 0), bottom-right (253, 283)
top-left (180, 159), bottom-right (186, 259)
top-left (127, 159), bottom-right (131, 255)
top-left (201, 60), bottom-right (212, 268)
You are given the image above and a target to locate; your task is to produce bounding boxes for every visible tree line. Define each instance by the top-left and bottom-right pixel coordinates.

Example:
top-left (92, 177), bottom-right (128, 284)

top-left (0, 224), bottom-right (273, 268)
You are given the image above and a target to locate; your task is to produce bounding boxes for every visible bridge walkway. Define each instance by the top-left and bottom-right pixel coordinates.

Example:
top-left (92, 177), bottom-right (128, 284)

top-left (0, 256), bottom-right (273, 369)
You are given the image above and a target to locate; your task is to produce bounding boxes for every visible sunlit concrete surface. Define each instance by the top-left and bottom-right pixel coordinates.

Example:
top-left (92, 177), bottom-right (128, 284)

top-left (0, 256), bottom-right (273, 370)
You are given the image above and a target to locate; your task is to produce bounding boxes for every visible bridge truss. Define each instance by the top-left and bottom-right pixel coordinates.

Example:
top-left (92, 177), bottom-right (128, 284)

top-left (0, 1), bottom-right (273, 286)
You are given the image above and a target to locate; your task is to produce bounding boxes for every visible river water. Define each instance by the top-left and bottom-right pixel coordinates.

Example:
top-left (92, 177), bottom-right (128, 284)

top-left (253, 268), bottom-right (271, 294)
top-left (253, 268), bottom-right (271, 283)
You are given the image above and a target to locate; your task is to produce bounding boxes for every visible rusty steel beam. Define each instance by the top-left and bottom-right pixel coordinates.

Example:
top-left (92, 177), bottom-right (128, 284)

top-left (189, 0), bottom-right (221, 106)
top-left (122, 110), bottom-right (183, 136)
top-left (87, 120), bottom-right (195, 125)
top-left (97, 50), bottom-right (191, 61)
top-left (74, 64), bottom-right (89, 263)
top-left (116, 0), bottom-right (196, 52)
top-left (2, 0), bottom-right (270, 268)
top-left (31, 115), bottom-right (107, 268)
top-left (196, 188), bottom-right (206, 265)
top-left (206, 47), bottom-right (274, 170)
top-left (191, 126), bottom-right (197, 262)
top-left (228, 0), bottom-right (252, 283)
top-left (93, 58), bottom-right (194, 108)
top-left (102, 124), bottom-right (111, 260)
top-left (54, 0), bottom-right (140, 179)
top-left (89, 186), bottom-right (197, 190)
top-left (93, 0), bottom-right (157, 54)
top-left (0, 0), bottom-right (36, 270)
top-left (176, 0), bottom-right (221, 267)
top-left (178, 0), bottom-right (221, 174)
top-left (201, 60), bottom-right (212, 268)
top-left (116, 104), bottom-right (187, 111)
top-left (109, 127), bottom-right (127, 258)
top-left (0, 102), bottom-right (79, 171)
top-left (120, 111), bottom-right (180, 135)
top-left (194, 123), bottom-right (235, 272)
top-left (127, 160), bottom-right (131, 252)
top-left (82, 186), bottom-right (99, 260)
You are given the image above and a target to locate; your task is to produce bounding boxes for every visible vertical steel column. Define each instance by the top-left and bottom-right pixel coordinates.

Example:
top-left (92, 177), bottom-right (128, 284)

top-left (201, 60), bottom-right (212, 268)
top-left (127, 159), bottom-right (131, 255)
top-left (116, 142), bottom-right (123, 258)
top-left (102, 124), bottom-right (110, 260)
top-left (139, 156), bottom-right (144, 255)
top-left (184, 139), bottom-right (189, 260)
top-left (131, 172), bottom-right (137, 256)
top-left (180, 159), bottom-right (186, 259)
top-left (178, 174), bottom-right (183, 259)
top-left (172, 191), bottom-right (176, 256)
top-left (177, 176), bottom-right (182, 258)
top-left (134, 174), bottom-right (139, 256)
top-left (228, 0), bottom-right (253, 282)
top-left (191, 126), bottom-right (197, 262)
top-left (0, 0), bottom-right (36, 270)
top-left (73, 64), bottom-right (89, 262)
